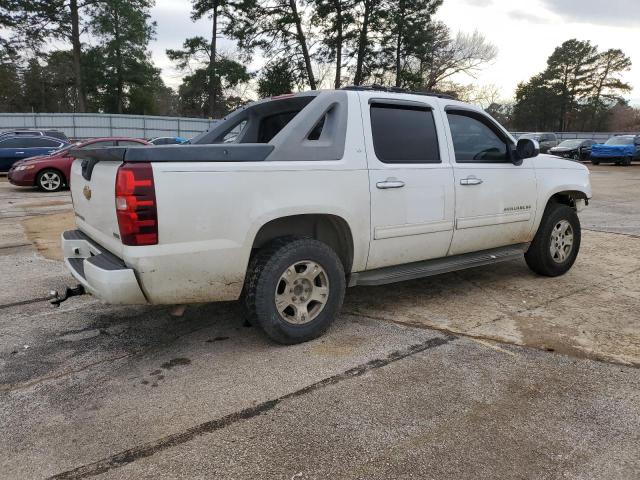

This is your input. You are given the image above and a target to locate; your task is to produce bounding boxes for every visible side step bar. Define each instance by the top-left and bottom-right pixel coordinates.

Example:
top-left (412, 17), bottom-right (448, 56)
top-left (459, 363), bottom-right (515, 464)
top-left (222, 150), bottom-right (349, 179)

top-left (350, 243), bottom-right (529, 287)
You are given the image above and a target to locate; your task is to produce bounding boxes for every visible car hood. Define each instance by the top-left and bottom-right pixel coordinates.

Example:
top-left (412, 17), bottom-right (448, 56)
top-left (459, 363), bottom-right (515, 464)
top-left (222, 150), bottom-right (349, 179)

top-left (549, 147), bottom-right (575, 153)
top-left (532, 153), bottom-right (588, 170)
top-left (17, 154), bottom-right (51, 165)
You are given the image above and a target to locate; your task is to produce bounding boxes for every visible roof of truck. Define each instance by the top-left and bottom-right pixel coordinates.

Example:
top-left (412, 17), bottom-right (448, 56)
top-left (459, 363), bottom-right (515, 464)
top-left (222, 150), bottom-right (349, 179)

top-left (341, 85), bottom-right (455, 100)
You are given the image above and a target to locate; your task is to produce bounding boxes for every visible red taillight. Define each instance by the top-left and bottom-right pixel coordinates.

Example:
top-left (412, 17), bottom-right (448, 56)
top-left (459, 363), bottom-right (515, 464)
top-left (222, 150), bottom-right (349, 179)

top-left (115, 163), bottom-right (158, 246)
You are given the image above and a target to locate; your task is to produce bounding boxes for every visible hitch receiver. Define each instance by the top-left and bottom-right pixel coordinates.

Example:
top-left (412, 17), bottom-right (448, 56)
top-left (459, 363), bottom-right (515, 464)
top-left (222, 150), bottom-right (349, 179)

top-left (49, 285), bottom-right (86, 307)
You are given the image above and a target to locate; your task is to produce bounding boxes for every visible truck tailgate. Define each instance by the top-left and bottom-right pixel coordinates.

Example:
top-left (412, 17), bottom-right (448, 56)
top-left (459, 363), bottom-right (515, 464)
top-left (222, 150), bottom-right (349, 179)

top-left (70, 159), bottom-right (125, 257)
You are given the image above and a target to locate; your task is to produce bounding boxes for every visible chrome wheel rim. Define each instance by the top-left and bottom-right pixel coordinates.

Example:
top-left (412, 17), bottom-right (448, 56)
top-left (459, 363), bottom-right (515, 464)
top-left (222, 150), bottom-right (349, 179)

top-left (275, 260), bottom-right (330, 325)
top-left (550, 220), bottom-right (574, 263)
top-left (40, 172), bottom-right (61, 191)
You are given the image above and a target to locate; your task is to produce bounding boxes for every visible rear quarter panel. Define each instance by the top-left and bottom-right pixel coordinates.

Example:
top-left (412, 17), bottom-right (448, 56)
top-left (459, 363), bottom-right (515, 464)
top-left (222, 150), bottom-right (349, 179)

top-left (132, 161), bottom-right (370, 304)
top-left (128, 93), bottom-right (370, 304)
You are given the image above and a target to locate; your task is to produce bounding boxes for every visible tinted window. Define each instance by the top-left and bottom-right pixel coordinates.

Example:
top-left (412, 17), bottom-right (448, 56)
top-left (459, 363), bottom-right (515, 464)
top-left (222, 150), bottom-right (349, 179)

top-left (447, 112), bottom-right (509, 163)
top-left (0, 138), bottom-right (24, 148)
top-left (370, 104), bottom-right (440, 163)
top-left (24, 138), bottom-right (62, 148)
top-left (117, 140), bottom-right (144, 147)
top-left (258, 113), bottom-right (297, 143)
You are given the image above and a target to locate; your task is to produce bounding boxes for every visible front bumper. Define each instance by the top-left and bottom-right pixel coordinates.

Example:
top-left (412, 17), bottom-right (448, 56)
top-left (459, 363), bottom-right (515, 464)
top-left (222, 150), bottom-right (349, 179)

top-left (62, 230), bottom-right (148, 304)
top-left (7, 167), bottom-right (35, 186)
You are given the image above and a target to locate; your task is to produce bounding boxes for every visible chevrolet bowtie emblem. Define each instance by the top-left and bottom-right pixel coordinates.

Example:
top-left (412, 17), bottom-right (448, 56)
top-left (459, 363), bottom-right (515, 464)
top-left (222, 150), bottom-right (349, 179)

top-left (83, 185), bottom-right (92, 200)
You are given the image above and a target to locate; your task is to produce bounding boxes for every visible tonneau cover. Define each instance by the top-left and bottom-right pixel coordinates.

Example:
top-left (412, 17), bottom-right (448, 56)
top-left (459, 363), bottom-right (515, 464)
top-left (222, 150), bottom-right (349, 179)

top-left (70, 143), bottom-right (275, 163)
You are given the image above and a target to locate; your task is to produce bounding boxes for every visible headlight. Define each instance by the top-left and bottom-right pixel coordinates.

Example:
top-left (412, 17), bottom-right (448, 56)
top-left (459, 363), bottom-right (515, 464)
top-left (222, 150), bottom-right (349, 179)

top-left (16, 165), bottom-right (35, 171)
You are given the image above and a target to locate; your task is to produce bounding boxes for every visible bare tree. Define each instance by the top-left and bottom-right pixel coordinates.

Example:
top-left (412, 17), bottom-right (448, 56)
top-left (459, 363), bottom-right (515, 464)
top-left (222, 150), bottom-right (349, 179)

top-left (421, 28), bottom-right (497, 90)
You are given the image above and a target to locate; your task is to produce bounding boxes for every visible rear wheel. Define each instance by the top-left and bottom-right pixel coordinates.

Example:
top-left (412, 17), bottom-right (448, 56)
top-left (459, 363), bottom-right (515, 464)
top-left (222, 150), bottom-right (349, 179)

top-left (37, 169), bottom-right (65, 192)
top-left (590, 159), bottom-right (600, 165)
top-left (243, 237), bottom-right (346, 344)
top-left (525, 203), bottom-right (581, 277)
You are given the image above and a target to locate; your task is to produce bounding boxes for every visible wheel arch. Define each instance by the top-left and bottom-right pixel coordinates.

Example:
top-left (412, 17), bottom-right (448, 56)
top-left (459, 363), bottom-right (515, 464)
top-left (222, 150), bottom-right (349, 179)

top-left (546, 190), bottom-right (589, 209)
top-left (250, 214), bottom-right (355, 274)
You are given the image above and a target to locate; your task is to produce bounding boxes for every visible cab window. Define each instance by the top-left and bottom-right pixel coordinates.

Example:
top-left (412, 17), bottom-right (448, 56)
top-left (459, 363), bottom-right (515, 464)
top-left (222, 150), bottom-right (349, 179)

top-left (447, 111), bottom-right (510, 163)
top-left (370, 104), bottom-right (440, 164)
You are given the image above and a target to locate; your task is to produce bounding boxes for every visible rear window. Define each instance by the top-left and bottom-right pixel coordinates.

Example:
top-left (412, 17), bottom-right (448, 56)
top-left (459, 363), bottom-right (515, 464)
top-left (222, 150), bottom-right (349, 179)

top-left (258, 112), bottom-right (299, 143)
top-left (370, 104), bottom-right (440, 163)
top-left (194, 95), bottom-right (316, 145)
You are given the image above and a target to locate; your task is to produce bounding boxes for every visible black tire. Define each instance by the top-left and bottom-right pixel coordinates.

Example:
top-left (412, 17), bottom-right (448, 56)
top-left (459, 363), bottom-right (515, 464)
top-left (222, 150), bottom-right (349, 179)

top-left (622, 156), bottom-right (632, 166)
top-left (36, 169), bottom-right (65, 192)
top-left (525, 203), bottom-right (581, 277)
top-left (591, 159), bottom-right (600, 165)
top-left (242, 237), bottom-right (346, 344)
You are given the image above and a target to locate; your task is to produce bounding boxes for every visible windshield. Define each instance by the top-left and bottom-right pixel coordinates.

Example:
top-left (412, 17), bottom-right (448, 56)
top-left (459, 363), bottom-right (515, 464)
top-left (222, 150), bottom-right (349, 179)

top-left (557, 140), bottom-right (582, 148)
top-left (605, 136), bottom-right (634, 146)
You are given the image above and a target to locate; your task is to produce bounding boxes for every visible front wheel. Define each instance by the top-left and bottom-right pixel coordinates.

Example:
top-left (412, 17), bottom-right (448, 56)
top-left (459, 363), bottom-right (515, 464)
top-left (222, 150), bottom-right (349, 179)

top-left (591, 159), bottom-right (600, 165)
top-left (37, 169), bottom-right (65, 192)
top-left (525, 203), bottom-right (581, 277)
top-left (622, 156), bottom-right (632, 166)
top-left (243, 237), bottom-right (346, 344)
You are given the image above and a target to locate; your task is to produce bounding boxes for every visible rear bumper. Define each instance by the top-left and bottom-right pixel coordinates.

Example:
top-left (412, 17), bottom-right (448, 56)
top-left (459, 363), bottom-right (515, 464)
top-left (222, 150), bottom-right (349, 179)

top-left (62, 230), bottom-right (148, 304)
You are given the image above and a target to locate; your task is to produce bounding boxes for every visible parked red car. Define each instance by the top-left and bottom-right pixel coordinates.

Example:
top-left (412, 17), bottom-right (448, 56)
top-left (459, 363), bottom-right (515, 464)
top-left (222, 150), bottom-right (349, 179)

top-left (7, 137), bottom-right (150, 192)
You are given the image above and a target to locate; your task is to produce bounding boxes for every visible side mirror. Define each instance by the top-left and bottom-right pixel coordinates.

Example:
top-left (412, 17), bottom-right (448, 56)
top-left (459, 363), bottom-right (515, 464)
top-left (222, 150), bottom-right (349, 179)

top-left (515, 138), bottom-right (539, 162)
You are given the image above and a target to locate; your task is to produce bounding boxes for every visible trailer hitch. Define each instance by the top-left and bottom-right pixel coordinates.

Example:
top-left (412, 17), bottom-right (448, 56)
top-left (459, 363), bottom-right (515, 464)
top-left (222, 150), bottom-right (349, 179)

top-left (49, 285), bottom-right (86, 307)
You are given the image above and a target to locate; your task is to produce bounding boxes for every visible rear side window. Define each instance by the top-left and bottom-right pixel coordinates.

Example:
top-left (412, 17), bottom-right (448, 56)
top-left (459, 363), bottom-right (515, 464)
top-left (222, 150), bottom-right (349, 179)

top-left (24, 138), bottom-right (61, 148)
top-left (0, 138), bottom-right (23, 148)
top-left (117, 141), bottom-right (144, 147)
top-left (370, 104), bottom-right (440, 163)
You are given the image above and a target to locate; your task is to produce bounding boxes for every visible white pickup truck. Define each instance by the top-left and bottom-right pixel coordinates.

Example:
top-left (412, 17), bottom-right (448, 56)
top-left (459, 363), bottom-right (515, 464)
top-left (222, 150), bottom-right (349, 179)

top-left (60, 87), bottom-right (591, 344)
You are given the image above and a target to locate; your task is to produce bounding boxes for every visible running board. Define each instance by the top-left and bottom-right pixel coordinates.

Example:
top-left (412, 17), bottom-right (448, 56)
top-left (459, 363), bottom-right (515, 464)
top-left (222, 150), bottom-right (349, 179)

top-left (350, 243), bottom-right (529, 287)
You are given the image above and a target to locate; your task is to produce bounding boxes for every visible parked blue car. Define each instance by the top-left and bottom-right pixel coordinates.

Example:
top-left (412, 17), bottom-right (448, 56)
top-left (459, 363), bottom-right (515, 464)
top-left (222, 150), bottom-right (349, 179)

top-left (590, 135), bottom-right (640, 166)
top-left (0, 135), bottom-right (69, 172)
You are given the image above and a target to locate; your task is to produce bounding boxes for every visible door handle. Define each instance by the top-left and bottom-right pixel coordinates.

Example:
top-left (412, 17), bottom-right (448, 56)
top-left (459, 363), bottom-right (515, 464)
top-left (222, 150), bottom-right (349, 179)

top-left (460, 176), bottom-right (483, 186)
top-left (15, 151), bottom-right (25, 154)
top-left (376, 179), bottom-right (405, 189)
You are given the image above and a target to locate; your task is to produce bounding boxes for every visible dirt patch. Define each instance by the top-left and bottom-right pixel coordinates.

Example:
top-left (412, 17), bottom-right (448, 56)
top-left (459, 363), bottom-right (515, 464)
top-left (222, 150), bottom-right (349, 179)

top-left (21, 211), bottom-right (75, 261)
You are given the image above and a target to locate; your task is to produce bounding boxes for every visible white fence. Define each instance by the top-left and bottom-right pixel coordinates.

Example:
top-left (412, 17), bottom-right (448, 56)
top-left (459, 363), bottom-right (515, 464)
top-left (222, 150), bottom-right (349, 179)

top-left (512, 132), bottom-right (638, 142)
top-left (0, 113), bottom-right (219, 140)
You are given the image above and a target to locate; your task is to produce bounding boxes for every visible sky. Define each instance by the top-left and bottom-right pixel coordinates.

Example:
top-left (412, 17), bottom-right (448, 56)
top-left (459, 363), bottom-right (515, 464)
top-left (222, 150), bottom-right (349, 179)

top-left (149, 0), bottom-right (639, 103)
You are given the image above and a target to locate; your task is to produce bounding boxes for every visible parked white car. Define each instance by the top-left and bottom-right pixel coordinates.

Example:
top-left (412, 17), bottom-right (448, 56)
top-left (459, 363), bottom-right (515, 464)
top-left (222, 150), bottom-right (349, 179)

top-left (59, 87), bottom-right (592, 344)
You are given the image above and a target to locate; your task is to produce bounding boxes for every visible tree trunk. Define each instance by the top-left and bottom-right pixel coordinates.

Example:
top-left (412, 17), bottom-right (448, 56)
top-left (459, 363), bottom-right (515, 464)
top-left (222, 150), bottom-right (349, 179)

top-left (333, 0), bottom-right (343, 89)
top-left (590, 61), bottom-right (610, 129)
top-left (114, 9), bottom-right (123, 114)
top-left (208, 2), bottom-right (218, 118)
top-left (394, 1), bottom-right (405, 88)
top-left (354, 0), bottom-right (371, 86)
top-left (289, 0), bottom-right (316, 90)
top-left (69, 0), bottom-right (87, 112)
